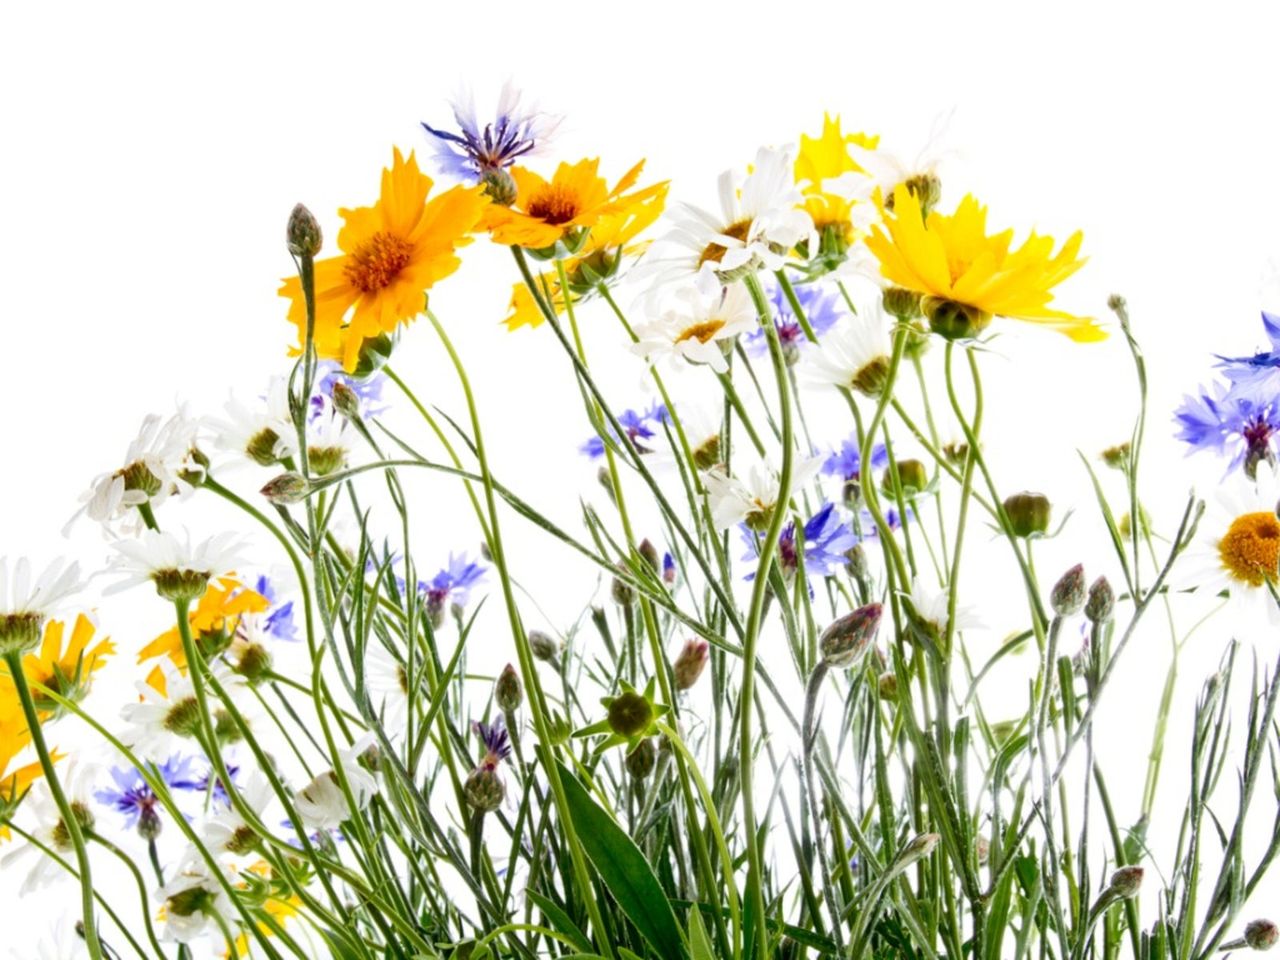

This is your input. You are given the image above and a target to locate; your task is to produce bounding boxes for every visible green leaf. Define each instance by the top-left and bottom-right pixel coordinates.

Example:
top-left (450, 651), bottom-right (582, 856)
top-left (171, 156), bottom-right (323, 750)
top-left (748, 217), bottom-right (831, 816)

top-left (556, 760), bottom-right (689, 960)
top-left (527, 889), bottom-right (593, 954)
top-left (316, 928), bottom-right (365, 960)
top-left (688, 904), bottom-right (716, 960)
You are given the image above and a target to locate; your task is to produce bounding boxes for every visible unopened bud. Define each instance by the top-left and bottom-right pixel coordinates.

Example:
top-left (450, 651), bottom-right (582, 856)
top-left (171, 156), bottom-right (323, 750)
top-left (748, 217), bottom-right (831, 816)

top-left (606, 691), bottom-right (653, 739)
top-left (611, 564), bottom-right (635, 606)
top-left (495, 664), bottom-right (522, 713)
top-left (137, 804), bottom-right (162, 842)
top-left (261, 472), bottom-right (310, 505)
top-left (464, 765), bottom-right (505, 813)
top-left (877, 672), bottom-right (898, 701)
top-left (820, 603), bottom-right (882, 669)
top-left (662, 553), bottom-right (677, 586)
top-left (1085, 577), bottom-right (1114, 623)
top-left (1003, 492), bottom-right (1051, 538)
top-left (232, 641), bottom-right (273, 682)
top-left (528, 630), bottom-right (558, 662)
top-left (480, 167), bottom-right (518, 207)
top-left (597, 466), bottom-right (616, 503)
top-left (673, 639), bottom-right (710, 691)
top-left (975, 834), bottom-right (990, 865)
top-left (1107, 865), bottom-right (1143, 899)
top-left (638, 539), bottom-right (661, 576)
top-left (331, 381), bottom-right (362, 421)
top-left (883, 459), bottom-right (928, 497)
top-left (1101, 443), bottom-right (1131, 471)
top-left (286, 203), bottom-right (323, 257)
top-left (844, 543), bottom-right (868, 580)
top-left (893, 832), bottom-right (940, 873)
top-left (1050, 564), bottom-right (1086, 617)
top-left (882, 286), bottom-right (922, 321)
top-left (625, 738), bottom-right (657, 780)
top-left (1246, 919), bottom-right (1279, 951)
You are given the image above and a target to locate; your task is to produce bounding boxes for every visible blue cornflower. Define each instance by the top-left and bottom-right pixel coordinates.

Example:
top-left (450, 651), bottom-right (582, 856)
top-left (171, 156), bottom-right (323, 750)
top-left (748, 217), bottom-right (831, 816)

top-left (1214, 311), bottom-right (1280, 389)
top-left (311, 361), bottom-right (388, 420)
top-left (421, 82), bottom-right (559, 182)
top-left (662, 552), bottom-right (677, 586)
top-left (193, 763), bottom-right (241, 808)
top-left (580, 403), bottom-right (669, 459)
top-left (1174, 379), bottom-right (1280, 476)
top-left (740, 502), bottom-right (859, 579)
top-left (95, 756), bottom-right (201, 829)
top-left (253, 575), bottom-right (297, 643)
top-left (473, 716), bottom-right (512, 769)
top-left (822, 437), bottom-right (890, 481)
top-left (743, 280), bottom-right (846, 357)
top-left (424, 553), bottom-right (487, 614)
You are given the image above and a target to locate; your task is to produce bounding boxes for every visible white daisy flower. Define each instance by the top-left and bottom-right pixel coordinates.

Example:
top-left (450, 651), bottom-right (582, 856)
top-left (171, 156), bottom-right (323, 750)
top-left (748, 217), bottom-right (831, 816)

top-left (67, 408), bottom-right (203, 536)
top-left (1182, 464), bottom-right (1280, 625)
top-left (903, 577), bottom-right (984, 636)
top-left (209, 378), bottom-right (297, 469)
top-left (703, 456), bottom-right (822, 531)
top-left (366, 641), bottom-right (410, 733)
top-left (295, 736), bottom-right (380, 831)
top-left (1, 761), bottom-right (98, 894)
top-left (803, 295), bottom-right (895, 397)
top-left (631, 283), bottom-right (757, 374)
top-left (0, 556), bottom-right (82, 654)
top-left (639, 145), bottom-right (814, 295)
top-left (106, 529), bottom-right (244, 601)
top-left (305, 402), bottom-right (356, 477)
top-left (202, 772), bottom-right (274, 860)
top-left (120, 661), bottom-right (251, 762)
top-left (155, 851), bottom-right (236, 944)
top-left (846, 109), bottom-right (956, 207)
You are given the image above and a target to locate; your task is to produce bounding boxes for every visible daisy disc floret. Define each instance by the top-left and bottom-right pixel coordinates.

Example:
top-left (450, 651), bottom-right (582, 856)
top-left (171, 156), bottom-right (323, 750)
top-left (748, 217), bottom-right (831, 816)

top-left (866, 184), bottom-right (1102, 343)
top-left (107, 530), bottom-right (244, 603)
top-left (278, 148), bottom-right (488, 371)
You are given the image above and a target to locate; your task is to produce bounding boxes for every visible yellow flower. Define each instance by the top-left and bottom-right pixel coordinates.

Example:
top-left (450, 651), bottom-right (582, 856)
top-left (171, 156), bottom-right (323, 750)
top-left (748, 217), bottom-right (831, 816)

top-left (279, 148), bottom-right (488, 371)
top-left (795, 113), bottom-right (878, 186)
top-left (503, 180), bottom-right (669, 331)
top-left (483, 157), bottom-right (665, 252)
top-left (139, 577), bottom-right (266, 693)
top-left (226, 861), bottom-right (301, 957)
top-left (0, 614), bottom-right (113, 722)
top-left (0, 715), bottom-right (53, 838)
top-left (865, 184), bottom-right (1103, 342)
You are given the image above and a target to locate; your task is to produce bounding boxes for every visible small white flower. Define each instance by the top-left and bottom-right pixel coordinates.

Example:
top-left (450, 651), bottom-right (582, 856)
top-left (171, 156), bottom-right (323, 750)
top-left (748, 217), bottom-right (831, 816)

top-left (0, 556), bottom-right (82, 654)
top-left (67, 408), bottom-right (202, 536)
top-left (305, 403), bottom-right (356, 476)
top-left (1, 762), bottom-right (98, 894)
top-left (846, 110), bottom-right (956, 200)
top-left (105, 529), bottom-right (244, 599)
top-left (1181, 464), bottom-right (1280, 625)
top-left (639, 145), bottom-right (814, 295)
top-left (703, 457), bottom-right (822, 531)
top-left (209, 378), bottom-right (297, 468)
top-left (121, 661), bottom-right (253, 762)
top-left (295, 736), bottom-right (379, 831)
top-left (202, 773), bottom-right (274, 860)
top-left (366, 642), bottom-right (410, 733)
top-left (156, 851), bottom-right (236, 944)
top-left (903, 577), bottom-right (983, 635)
top-left (803, 302), bottom-right (894, 398)
top-left (631, 284), bottom-right (757, 374)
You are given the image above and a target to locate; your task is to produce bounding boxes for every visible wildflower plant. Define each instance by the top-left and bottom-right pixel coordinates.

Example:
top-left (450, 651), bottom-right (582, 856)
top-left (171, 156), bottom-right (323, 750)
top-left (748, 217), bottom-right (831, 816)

top-left (5, 85), bottom-right (1280, 960)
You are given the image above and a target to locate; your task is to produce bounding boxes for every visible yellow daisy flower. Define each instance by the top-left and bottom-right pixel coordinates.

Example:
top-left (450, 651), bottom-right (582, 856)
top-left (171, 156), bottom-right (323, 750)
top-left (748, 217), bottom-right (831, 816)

top-left (0, 724), bottom-right (50, 839)
top-left (795, 113), bottom-right (878, 185)
top-left (503, 181), bottom-right (669, 331)
top-left (483, 157), bottom-right (666, 253)
top-left (794, 115), bottom-right (879, 273)
top-left (865, 184), bottom-right (1103, 342)
top-left (0, 614), bottom-right (113, 722)
top-left (279, 148), bottom-right (488, 372)
top-left (139, 576), bottom-right (266, 693)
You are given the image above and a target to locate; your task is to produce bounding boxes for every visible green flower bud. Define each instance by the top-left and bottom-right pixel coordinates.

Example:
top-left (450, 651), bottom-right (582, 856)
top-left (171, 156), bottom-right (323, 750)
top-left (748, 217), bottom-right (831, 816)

top-left (330, 381), bottom-right (362, 422)
top-left (481, 167), bottom-right (518, 207)
top-left (1003, 492), bottom-right (1052, 538)
top-left (1246, 919), bottom-right (1279, 951)
top-left (625, 738), bottom-right (657, 780)
top-left (844, 543), bottom-right (868, 581)
top-left (877, 672), bottom-right (898, 701)
top-left (882, 286), bottom-right (922, 321)
top-left (607, 691), bottom-right (654, 739)
top-left (1050, 564), bottom-right (1086, 617)
top-left (883, 459), bottom-right (929, 497)
top-left (922, 296), bottom-right (992, 341)
top-left (638, 539), bottom-right (661, 576)
top-left (137, 804), bottom-right (162, 842)
top-left (463, 765), bottom-right (505, 813)
top-left (611, 564), bottom-right (635, 607)
top-left (495, 663), bottom-right (522, 713)
top-left (1085, 577), bottom-right (1115, 623)
top-left (261, 472), bottom-right (310, 505)
top-left (528, 630), bottom-right (559, 663)
top-left (820, 604), bottom-right (882, 669)
top-left (351, 331), bottom-right (397, 379)
top-left (1107, 865), bottom-right (1143, 899)
top-left (1100, 442), bottom-right (1131, 471)
top-left (286, 203), bottom-right (323, 257)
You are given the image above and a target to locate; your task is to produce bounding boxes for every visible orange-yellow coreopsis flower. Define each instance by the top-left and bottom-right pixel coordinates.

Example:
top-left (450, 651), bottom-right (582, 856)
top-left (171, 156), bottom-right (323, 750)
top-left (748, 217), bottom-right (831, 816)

top-left (138, 576), bottom-right (266, 693)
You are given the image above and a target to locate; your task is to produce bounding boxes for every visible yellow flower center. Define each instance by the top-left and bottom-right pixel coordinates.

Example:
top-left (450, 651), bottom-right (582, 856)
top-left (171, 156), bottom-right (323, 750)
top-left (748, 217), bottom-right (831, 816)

top-left (344, 232), bottom-right (414, 293)
top-left (1219, 511), bottom-right (1280, 588)
top-left (697, 220), bottom-right (752, 268)
top-left (527, 184), bottom-right (581, 225)
top-left (676, 320), bottom-right (726, 344)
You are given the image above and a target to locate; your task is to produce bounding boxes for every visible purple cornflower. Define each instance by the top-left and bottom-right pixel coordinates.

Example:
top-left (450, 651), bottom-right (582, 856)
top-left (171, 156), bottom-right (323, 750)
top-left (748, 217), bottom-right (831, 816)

top-left (740, 502), bottom-right (859, 579)
top-left (253, 575), bottom-right (297, 643)
top-left (193, 763), bottom-right (241, 808)
top-left (580, 403), bottom-right (669, 459)
top-left (1214, 311), bottom-right (1280, 390)
top-left (422, 82), bottom-right (559, 182)
top-left (822, 437), bottom-right (889, 481)
top-left (473, 716), bottom-right (512, 769)
top-left (662, 552), bottom-right (677, 586)
top-left (95, 756), bottom-right (201, 828)
top-left (1175, 379), bottom-right (1280, 476)
top-left (743, 280), bottom-right (846, 356)
top-left (311, 361), bottom-right (388, 420)
top-left (424, 553), bottom-right (487, 616)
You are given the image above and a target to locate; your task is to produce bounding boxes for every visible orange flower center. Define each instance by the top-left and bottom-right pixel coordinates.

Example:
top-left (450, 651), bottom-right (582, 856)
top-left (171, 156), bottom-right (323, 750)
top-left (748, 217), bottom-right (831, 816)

top-left (697, 220), bottom-right (751, 268)
top-left (676, 320), bottom-right (726, 344)
top-left (1219, 511), bottom-right (1280, 588)
top-left (344, 232), bottom-right (413, 294)
top-left (527, 184), bottom-right (581, 225)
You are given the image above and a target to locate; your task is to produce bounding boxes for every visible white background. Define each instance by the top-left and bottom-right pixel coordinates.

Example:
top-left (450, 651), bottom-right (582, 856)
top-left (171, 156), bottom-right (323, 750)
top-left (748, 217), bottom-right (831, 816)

top-left (3, 0), bottom-right (1280, 950)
